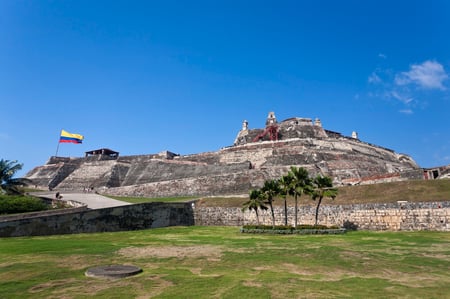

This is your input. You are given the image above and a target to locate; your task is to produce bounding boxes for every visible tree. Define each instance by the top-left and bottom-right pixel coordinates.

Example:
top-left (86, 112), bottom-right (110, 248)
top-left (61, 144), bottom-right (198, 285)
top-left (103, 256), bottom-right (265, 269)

top-left (0, 159), bottom-right (30, 195)
top-left (278, 174), bottom-right (293, 226)
top-left (288, 166), bottom-right (312, 228)
top-left (311, 175), bottom-right (338, 226)
top-left (242, 189), bottom-right (268, 225)
top-left (261, 179), bottom-right (280, 227)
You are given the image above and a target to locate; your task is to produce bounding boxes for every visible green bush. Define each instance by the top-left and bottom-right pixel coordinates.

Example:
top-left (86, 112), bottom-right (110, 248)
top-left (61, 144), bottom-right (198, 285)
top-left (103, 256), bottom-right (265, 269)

top-left (0, 195), bottom-right (48, 214)
top-left (242, 224), bottom-right (339, 230)
top-left (241, 224), bottom-right (345, 235)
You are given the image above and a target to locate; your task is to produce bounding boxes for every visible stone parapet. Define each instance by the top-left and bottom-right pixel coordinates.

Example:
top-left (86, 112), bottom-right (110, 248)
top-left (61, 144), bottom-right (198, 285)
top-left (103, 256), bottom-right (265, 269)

top-left (194, 201), bottom-right (450, 231)
top-left (0, 202), bottom-right (194, 237)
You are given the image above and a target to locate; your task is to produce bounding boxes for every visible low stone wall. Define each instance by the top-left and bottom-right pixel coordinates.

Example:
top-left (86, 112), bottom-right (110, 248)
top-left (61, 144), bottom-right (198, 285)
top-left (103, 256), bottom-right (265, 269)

top-left (2, 201), bottom-right (449, 237)
top-left (0, 202), bottom-right (194, 237)
top-left (193, 201), bottom-right (450, 231)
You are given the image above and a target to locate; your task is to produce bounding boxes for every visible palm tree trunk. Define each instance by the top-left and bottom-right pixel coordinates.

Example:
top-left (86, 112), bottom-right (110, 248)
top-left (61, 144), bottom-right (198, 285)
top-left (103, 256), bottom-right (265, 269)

top-left (269, 201), bottom-right (275, 228)
top-left (315, 196), bottom-right (323, 226)
top-left (284, 197), bottom-right (288, 226)
top-left (255, 210), bottom-right (259, 225)
top-left (294, 194), bottom-right (298, 228)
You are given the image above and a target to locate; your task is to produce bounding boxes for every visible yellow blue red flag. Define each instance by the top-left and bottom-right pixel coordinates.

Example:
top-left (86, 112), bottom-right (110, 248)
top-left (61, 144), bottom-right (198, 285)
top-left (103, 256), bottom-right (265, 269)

top-left (59, 130), bottom-right (84, 144)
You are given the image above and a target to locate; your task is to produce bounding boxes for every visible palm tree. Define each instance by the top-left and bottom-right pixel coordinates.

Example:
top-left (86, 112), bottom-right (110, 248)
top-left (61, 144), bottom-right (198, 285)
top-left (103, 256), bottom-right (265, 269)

top-left (261, 179), bottom-right (280, 228)
top-left (242, 189), bottom-right (268, 225)
top-left (278, 174), bottom-right (293, 226)
top-left (311, 175), bottom-right (338, 226)
top-left (288, 166), bottom-right (312, 228)
top-left (0, 159), bottom-right (30, 195)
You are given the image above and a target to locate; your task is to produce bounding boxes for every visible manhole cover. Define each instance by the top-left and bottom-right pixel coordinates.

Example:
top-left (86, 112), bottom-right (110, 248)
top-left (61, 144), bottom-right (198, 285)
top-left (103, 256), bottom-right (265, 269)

top-left (85, 265), bottom-right (142, 279)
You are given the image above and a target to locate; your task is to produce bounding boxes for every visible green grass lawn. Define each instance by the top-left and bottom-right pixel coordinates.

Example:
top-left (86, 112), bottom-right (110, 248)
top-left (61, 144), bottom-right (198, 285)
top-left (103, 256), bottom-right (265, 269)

top-left (110, 179), bottom-right (450, 207)
top-left (1, 227), bottom-right (449, 298)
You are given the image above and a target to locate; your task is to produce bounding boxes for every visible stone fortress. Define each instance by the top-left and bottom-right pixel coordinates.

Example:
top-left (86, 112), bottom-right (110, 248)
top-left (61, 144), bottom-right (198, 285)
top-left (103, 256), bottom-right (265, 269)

top-left (25, 112), bottom-right (448, 198)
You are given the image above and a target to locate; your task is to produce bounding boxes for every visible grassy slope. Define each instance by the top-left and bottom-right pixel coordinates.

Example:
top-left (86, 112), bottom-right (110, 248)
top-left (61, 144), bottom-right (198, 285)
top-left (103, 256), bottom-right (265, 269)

top-left (107, 179), bottom-right (450, 207)
top-left (139, 179), bottom-right (450, 208)
top-left (0, 227), bottom-right (449, 298)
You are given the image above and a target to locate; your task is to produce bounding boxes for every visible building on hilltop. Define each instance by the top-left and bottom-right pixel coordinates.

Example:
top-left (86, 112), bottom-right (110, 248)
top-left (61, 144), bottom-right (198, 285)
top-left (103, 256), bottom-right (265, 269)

top-left (85, 148), bottom-right (119, 159)
top-left (25, 112), bottom-right (429, 197)
top-left (234, 111), bottom-right (337, 145)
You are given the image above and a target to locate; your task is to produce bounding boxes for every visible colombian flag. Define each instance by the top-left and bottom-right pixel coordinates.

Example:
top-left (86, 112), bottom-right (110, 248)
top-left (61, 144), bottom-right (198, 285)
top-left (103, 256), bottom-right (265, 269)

top-left (59, 130), bottom-right (84, 144)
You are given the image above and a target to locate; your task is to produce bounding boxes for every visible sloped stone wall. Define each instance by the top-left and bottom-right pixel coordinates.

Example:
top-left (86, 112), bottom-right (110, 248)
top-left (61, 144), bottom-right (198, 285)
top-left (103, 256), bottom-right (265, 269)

top-left (1, 201), bottom-right (449, 237)
top-left (194, 201), bottom-right (450, 231)
top-left (0, 202), bottom-right (194, 237)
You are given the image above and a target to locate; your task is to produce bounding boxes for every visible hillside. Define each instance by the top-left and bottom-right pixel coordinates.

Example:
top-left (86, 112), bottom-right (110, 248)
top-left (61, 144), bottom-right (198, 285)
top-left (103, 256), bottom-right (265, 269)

top-left (25, 112), bottom-right (425, 198)
top-left (194, 179), bottom-right (450, 207)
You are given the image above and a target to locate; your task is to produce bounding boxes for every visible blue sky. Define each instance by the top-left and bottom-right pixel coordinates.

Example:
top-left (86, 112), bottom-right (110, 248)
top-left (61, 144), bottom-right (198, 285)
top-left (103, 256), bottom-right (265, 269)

top-left (1, 0), bottom-right (449, 177)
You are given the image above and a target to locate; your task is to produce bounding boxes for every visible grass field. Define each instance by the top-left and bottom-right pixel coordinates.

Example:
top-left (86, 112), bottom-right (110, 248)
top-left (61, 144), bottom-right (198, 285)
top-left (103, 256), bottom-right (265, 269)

top-left (1, 226), bottom-right (449, 298)
top-left (109, 179), bottom-right (450, 208)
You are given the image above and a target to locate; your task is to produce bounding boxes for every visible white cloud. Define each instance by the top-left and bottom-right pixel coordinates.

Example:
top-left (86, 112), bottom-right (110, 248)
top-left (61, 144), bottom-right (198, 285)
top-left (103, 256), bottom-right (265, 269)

top-left (395, 60), bottom-right (448, 90)
top-left (368, 72), bottom-right (382, 84)
top-left (399, 109), bottom-right (413, 115)
top-left (390, 91), bottom-right (413, 104)
top-left (378, 53), bottom-right (387, 59)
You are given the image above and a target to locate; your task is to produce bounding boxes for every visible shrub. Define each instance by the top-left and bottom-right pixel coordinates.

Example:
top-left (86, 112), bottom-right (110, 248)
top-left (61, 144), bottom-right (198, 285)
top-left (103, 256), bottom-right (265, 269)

top-left (241, 224), bottom-right (345, 235)
top-left (0, 195), bottom-right (48, 214)
top-left (342, 220), bottom-right (358, 231)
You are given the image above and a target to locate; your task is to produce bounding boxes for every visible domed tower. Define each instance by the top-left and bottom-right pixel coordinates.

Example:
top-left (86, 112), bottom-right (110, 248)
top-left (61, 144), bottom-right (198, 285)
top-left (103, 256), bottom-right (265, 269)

top-left (265, 111), bottom-right (277, 126)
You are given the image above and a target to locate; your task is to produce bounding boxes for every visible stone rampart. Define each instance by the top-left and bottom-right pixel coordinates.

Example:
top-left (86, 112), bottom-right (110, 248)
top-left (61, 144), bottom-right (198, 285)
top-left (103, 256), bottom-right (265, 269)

top-left (0, 202), bottom-right (194, 237)
top-left (194, 201), bottom-right (450, 231)
top-left (1, 201), bottom-right (449, 237)
top-left (105, 170), bottom-right (258, 198)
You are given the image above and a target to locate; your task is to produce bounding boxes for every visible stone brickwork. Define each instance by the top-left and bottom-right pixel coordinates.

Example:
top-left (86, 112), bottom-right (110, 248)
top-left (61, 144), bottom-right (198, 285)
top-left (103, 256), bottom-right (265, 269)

top-left (1, 201), bottom-right (449, 237)
top-left (0, 202), bottom-right (194, 237)
top-left (194, 201), bottom-right (450, 231)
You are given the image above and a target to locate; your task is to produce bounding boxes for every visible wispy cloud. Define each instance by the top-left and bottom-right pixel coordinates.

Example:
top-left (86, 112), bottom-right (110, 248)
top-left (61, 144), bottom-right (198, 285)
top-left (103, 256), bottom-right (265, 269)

top-left (368, 72), bottom-right (382, 84)
top-left (378, 53), bottom-right (387, 59)
top-left (367, 59), bottom-right (449, 114)
top-left (399, 109), bottom-right (413, 115)
top-left (390, 91), bottom-right (413, 104)
top-left (395, 60), bottom-right (448, 90)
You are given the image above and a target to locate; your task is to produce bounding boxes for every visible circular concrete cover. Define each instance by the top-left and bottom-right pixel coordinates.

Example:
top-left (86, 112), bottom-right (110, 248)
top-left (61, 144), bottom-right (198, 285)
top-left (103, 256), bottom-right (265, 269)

top-left (85, 265), bottom-right (142, 279)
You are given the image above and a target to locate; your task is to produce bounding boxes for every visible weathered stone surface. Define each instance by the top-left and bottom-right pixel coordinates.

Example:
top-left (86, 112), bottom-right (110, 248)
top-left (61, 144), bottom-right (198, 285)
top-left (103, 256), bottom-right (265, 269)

top-left (85, 265), bottom-right (142, 279)
top-left (0, 202), bottom-right (194, 237)
top-left (196, 201), bottom-right (450, 231)
top-left (25, 113), bottom-right (424, 197)
top-left (2, 200), bottom-right (448, 236)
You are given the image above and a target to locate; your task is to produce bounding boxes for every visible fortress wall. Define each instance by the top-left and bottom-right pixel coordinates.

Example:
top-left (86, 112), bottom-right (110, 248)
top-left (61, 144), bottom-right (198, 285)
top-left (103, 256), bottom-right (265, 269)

top-left (56, 160), bottom-right (117, 190)
top-left (2, 201), bottom-right (448, 237)
top-left (105, 169), bottom-right (265, 198)
top-left (27, 159), bottom-right (83, 189)
top-left (121, 160), bottom-right (251, 187)
top-left (24, 114), bottom-right (423, 194)
top-left (194, 201), bottom-right (450, 231)
top-left (219, 147), bottom-right (273, 168)
top-left (26, 164), bottom-right (64, 188)
top-left (0, 202), bottom-right (194, 237)
top-left (177, 152), bottom-right (221, 164)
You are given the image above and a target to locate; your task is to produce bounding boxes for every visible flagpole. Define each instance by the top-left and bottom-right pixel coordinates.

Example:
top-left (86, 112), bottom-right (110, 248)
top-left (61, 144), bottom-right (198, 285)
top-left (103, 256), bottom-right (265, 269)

top-left (55, 130), bottom-right (62, 157)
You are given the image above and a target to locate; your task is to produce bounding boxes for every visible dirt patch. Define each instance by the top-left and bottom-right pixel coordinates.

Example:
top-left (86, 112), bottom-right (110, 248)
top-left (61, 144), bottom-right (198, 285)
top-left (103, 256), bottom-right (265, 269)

top-left (54, 254), bottom-right (98, 270)
top-left (28, 278), bottom-right (78, 293)
top-left (243, 280), bottom-right (263, 287)
top-left (136, 274), bottom-right (174, 299)
top-left (118, 245), bottom-right (224, 261)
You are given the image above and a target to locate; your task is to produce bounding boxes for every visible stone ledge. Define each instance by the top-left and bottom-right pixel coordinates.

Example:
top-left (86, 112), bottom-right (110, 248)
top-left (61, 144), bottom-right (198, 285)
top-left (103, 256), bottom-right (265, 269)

top-left (85, 265), bottom-right (142, 279)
